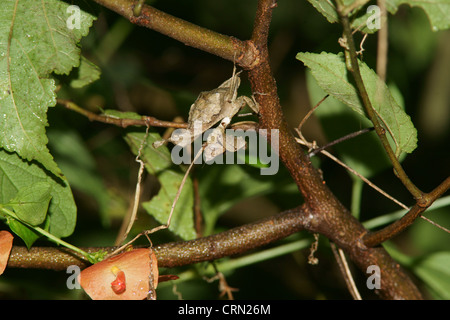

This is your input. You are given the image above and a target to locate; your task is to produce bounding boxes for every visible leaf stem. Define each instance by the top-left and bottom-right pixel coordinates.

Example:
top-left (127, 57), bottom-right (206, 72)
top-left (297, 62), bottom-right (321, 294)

top-left (57, 99), bottom-right (187, 129)
top-left (336, 1), bottom-right (423, 201)
top-left (0, 207), bottom-right (98, 263)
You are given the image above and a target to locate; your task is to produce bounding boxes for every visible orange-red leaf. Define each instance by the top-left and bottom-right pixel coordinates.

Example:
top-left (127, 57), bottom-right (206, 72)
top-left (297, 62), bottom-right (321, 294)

top-left (79, 248), bottom-right (159, 300)
top-left (0, 231), bottom-right (14, 276)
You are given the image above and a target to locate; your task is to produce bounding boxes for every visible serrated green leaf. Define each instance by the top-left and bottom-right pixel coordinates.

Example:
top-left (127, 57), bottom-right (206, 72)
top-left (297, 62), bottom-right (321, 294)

top-left (9, 181), bottom-right (52, 226)
top-left (124, 128), bottom-right (196, 240)
top-left (0, 149), bottom-right (76, 239)
top-left (387, 0), bottom-right (450, 31)
top-left (142, 169), bottom-right (196, 240)
top-left (307, 0), bottom-right (339, 23)
top-left (124, 129), bottom-right (173, 175)
top-left (297, 51), bottom-right (417, 156)
top-left (412, 252), bottom-right (450, 299)
top-left (0, 0), bottom-right (95, 176)
top-left (309, 0), bottom-right (449, 33)
top-left (305, 70), bottom-right (392, 178)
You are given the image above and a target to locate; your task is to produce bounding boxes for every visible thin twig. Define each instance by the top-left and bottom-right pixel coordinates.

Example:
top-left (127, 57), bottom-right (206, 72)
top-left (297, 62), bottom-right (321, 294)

top-left (296, 108), bottom-right (450, 240)
top-left (336, 1), bottom-right (423, 200)
top-left (297, 94), bottom-right (329, 137)
top-left (376, 0), bottom-right (388, 83)
top-left (58, 99), bottom-right (187, 129)
top-left (295, 134), bottom-right (408, 210)
top-left (116, 124), bottom-right (150, 245)
top-left (331, 243), bottom-right (362, 300)
top-left (308, 127), bottom-right (374, 157)
top-left (107, 143), bottom-right (207, 257)
top-left (362, 176), bottom-right (450, 247)
top-left (295, 99), bottom-right (406, 210)
top-left (205, 263), bottom-right (239, 300)
top-left (420, 216), bottom-right (450, 234)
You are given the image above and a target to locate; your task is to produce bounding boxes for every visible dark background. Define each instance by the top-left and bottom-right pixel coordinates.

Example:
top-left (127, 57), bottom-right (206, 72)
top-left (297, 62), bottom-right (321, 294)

top-left (1, 0), bottom-right (449, 299)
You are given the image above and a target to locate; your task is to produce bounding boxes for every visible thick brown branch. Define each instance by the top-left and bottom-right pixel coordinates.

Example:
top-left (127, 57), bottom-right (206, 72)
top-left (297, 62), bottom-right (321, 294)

top-left (247, 0), bottom-right (423, 299)
top-left (154, 206), bottom-right (308, 267)
top-left (8, 202), bottom-right (423, 299)
top-left (249, 0), bottom-right (339, 211)
top-left (91, 0), bottom-right (258, 68)
top-left (8, 207), bottom-right (309, 270)
top-left (31, 0), bottom-right (425, 299)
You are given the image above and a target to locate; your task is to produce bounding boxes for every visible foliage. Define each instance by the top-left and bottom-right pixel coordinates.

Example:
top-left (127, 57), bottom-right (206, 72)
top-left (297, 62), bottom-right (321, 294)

top-left (0, 0), bottom-right (449, 299)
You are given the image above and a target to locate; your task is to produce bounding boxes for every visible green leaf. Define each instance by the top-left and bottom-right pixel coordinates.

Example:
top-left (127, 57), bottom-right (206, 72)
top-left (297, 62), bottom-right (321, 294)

top-left (384, 243), bottom-right (450, 300)
top-left (412, 252), bottom-right (450, 299)
top-left (387, 0), bottom-right (450, 31)
top-left (297, 51), bottom-right (418, 157)
top-left (0, 0), bottom-right (95, 176)
top-left (307, 0), bottom-right (339, 23)
top-left (6, 218), bottom-right (42, 249)
top-left (305, 70), bottom-right (392, 178)
top-left (198, 164), bottom-right (296, 236)
top-left (70, 56), bottom-right (101, 89)
top-left (350, 5), bottom-right (385, 34)
top-left (124, 128), bottom-right (196, 240)
top-left (0, 149), bottom-right (77, 240)
top-left (308, 0), bottom-right (449, 33)
top-left (47, 128), bottom-right (114, 226)
top-left (124, 129), bottom-right (173, 176)
top-left (9, 182), bottom-right (52, 226)
top-left (104, 109), bottom-right (144, 121)
top-left (143, 170), bottom-right (196, 240)
top-left (307, 0), bottom-right (376, 28)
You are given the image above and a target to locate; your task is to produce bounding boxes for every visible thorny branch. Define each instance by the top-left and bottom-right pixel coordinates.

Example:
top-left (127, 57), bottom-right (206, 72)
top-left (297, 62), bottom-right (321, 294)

top-left (9, 0), bottom-right (449, 300)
